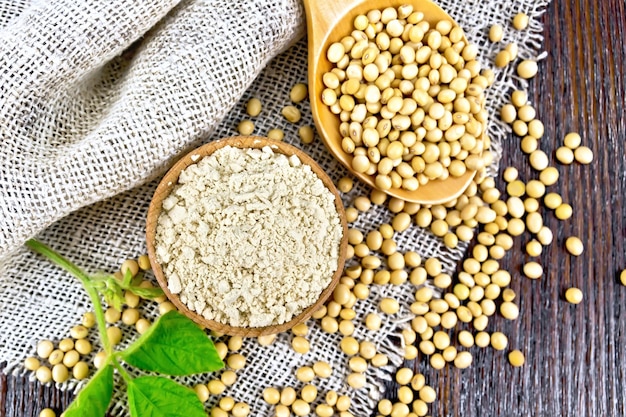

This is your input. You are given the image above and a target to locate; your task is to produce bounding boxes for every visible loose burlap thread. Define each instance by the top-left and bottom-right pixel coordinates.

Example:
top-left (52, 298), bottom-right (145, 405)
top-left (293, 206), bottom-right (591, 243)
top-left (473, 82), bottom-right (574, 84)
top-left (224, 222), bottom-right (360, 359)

top-left (0, 0), bottom-right (548, 415)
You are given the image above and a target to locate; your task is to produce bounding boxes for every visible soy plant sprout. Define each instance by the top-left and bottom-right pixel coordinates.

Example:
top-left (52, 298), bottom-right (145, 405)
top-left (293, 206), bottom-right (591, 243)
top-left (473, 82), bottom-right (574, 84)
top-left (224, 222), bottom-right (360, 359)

top-left (26, 239), bottom-right (224, 417)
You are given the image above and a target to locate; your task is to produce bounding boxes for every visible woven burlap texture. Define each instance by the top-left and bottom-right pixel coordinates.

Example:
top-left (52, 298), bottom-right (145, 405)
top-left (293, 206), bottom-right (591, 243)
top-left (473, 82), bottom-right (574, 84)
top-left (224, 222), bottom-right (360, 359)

top-left (0, 0), bottom-right (548, 415)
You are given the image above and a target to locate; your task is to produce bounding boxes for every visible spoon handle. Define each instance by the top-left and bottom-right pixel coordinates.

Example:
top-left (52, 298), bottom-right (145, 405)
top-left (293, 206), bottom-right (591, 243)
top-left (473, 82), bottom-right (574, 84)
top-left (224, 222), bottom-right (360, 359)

top-left (302, 0), bottom-right (367, 56)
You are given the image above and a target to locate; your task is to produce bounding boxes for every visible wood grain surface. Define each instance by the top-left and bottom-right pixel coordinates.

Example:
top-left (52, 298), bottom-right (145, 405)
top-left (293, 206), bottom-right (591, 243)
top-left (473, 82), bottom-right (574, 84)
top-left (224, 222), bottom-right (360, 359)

top-left (2, 0), bottom-right (625, 415)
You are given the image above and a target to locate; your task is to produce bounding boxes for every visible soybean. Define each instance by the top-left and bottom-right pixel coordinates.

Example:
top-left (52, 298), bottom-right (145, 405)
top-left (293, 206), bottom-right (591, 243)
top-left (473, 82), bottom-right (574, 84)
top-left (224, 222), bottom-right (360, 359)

top-left (292, 399), bottom-right (311, 417)
top-left (563, 132), bottom-right (582, 148)
top-left (380, 297), bottom-right (400, 314)
top-left (509, 350), bottom-right (525, 367)
top-left (512, 13), bottom-right (529, 30)
top-left (36, 366), bottom-right (52, 383)
top-left (316, 404), bottom-right (334, 417)
top-left (52, 364), bottom-right (69, 383)
top-left (295, 366), bottom-right (315, 383)
top-left (340, 336), bottom-right (360, 356)
top-left (555, 203), bottom-right (573, 220)
top-left (48, 350), bottom-right (64, 366)
top-left (565, 287), bottom-right (583, 304)
top-left (523, 262), bottom-right (543, 279)
top-left (263, 387), bottom-right (280, 405)
top-left (62, 350), bottom-right (80, 368)
top-left (275, 405), bottom-right (290, 417)
top-left (121, 259), bottom-right (139, 277)
top-left (221, 370), bottom-right (237, 386)
top-left (194, 384), bottom-right (210, 403)
top-left (70, 325), bottom-right (89, 340)
top-left (540, 167), bottom-right (559, 185)
top-left (73, 361), bottom-right (90, 380)
top-left (490, 332), bottom-right (508, 350)
top-left (267, 128), bottom-right (284, 141)
top-left (82, 312), bottom-right (96, 328)
top-left (517, 60), bottom-right (538, 79)
top-left (290, 83), bottom-right (308, 103)
top-left (346, 372), bottom-right (366, 389)
top-left (526, 239), bottom-right (542, 257)
top-left (231, 403), bottom-right (250, 417)
top-left (365, 313), bottom-right (382, 331)
top-left (458, 330), bottom-right (474, 348)
top-left (336, 395), bottom-right (351, 412)
top-left (226, 353), bottom-right (246, 370)
top-left (136, 318), bottom-right (151, 334)
top-left (544, 192), bottom-right (562, 209)
top-left (454, 351), bottom-right (473, 369)
top-left (556, 146), bottom-right (575, 164)
top-left (37, 340), bottom-right (54, 359)
top-left (298, 125), bottom-right (315, 144)
top-left (292, 337), bottom-right (310, 354)
top-left (237, 120), bottom-right (254, 135)
top-left (574, 146), bottom-right (594, 164)
top-left (500, 301), bottom-right (520, 320)
top-left (25, 357), bottom-right (40, 371)
top-left (495, 50), bottom-right (512, 68)
top-left (419, 385), bottom-right (436, 403)
top-left (565, 236), bottom-right (584, 256)
top-left (107, 326), bottom-right (122, 345)
top-left (280, 387), bottom-right (297, 406)
top-left (313, 361), bottom-right (332, 378)
top-left (93, 351), bottom-right (107, 369)
top-left (246, 98), bottom-right (262, 117)
top-left (281, 105), bottom-right (301, 123)
top-left (529, 150), bottom-right (549, 171)
top-left (122, 308), bottom-right (140, 326)
top-left (219, 397), bottom-right (235, 412)
top-left (489, 24), bottom-right (504, 42)
top-left (511, 90), bottom-right (528, 107)
top-left (395, 367), bottom-right (413, 385)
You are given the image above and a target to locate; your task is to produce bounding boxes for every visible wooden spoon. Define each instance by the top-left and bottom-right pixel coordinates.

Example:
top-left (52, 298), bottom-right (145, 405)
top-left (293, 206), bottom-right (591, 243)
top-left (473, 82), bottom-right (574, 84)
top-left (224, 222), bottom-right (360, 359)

top-left (146, 136), bottom-right (349, 336)
top-left (304, 0), bottom-right (477, 205)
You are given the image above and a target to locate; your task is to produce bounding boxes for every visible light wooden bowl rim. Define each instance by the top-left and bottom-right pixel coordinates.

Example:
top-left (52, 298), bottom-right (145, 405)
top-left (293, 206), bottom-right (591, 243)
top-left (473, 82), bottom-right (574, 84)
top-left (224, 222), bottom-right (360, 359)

top-left (146, 136), bottom-right (349, 337)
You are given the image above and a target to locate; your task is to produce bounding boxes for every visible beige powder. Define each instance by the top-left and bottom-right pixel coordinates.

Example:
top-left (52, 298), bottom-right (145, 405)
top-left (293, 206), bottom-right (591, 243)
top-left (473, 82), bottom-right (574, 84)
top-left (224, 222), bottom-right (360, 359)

top-left (154, 145), bottom-right (343, 327)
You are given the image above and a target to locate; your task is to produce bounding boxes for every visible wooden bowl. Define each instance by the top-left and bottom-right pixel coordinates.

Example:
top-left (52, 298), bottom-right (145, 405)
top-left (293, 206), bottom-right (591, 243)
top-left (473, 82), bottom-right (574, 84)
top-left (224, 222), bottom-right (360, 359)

top-left (146, 136), bottom-right (349, 336)
top-left (304, 0), bottom-right (479, 205)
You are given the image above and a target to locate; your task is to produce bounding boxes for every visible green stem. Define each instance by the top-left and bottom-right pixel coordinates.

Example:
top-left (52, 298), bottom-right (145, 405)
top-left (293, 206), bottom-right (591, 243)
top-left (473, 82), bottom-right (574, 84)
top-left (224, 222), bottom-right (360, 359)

top-left (91, 287), bottom-right (113, 355)
top-left (111, 356), bottom-right (133, 384)
top-left (25, 239), bottom-right (113, 355)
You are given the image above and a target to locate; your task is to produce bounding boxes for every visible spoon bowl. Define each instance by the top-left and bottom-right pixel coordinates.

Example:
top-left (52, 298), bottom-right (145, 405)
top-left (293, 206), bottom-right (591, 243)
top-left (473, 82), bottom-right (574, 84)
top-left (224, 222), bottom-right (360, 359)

top-left (304, 0), bottom-right (478, 205)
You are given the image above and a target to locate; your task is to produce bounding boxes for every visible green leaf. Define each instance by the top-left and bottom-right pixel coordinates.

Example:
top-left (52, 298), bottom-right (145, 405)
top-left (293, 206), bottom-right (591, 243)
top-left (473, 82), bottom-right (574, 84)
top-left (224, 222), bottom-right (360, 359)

top-left (127, 376), bottom-right (206, 417)
top-left (63, 365), bottom-right (114, 417)
top-left (130, 274), bottom-right (144, 287)
top-left (120, 311), bottom-right (223, 375)
top-left (122, 268), bottom-right (134, 287)
top-left (129, 286), bottom-right (164, 300)
top-left (103, 285), bottom-right (124, 312)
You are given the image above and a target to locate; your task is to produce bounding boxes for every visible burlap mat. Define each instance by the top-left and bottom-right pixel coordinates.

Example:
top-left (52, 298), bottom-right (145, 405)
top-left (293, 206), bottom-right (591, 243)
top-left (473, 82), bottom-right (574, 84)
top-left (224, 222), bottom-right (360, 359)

top-left (0, 0), bottom-right (548, 415)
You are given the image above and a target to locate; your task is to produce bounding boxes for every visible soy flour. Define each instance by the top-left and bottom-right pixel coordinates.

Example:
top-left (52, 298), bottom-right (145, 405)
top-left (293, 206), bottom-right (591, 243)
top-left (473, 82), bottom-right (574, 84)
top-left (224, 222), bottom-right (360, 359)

top-left (154, 145), bottom-right (343, 327)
